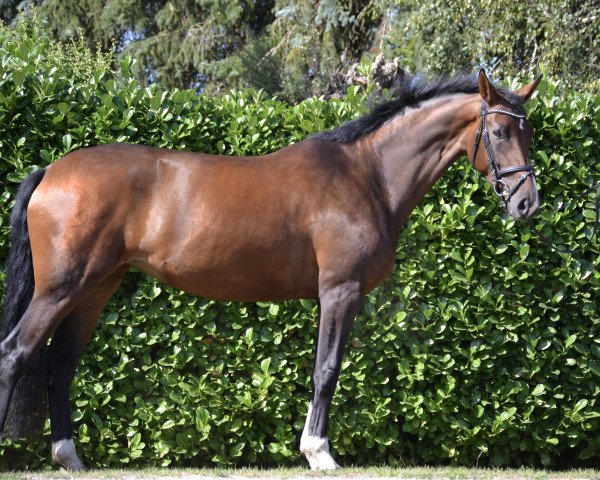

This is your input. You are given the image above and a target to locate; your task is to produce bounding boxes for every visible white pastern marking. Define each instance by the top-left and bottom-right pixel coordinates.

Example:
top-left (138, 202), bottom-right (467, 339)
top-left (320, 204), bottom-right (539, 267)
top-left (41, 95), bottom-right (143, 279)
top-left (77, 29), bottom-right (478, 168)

top-left (300, 401), bottom-right (339, 470)
top-left (51, 438), bottom-right (86, 471)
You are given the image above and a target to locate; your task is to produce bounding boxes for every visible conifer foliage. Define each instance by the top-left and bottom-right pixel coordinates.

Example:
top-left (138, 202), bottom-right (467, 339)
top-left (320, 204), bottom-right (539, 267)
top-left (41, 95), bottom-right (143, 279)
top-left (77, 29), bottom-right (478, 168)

top-left (3, 1), bottom-right (598, 98)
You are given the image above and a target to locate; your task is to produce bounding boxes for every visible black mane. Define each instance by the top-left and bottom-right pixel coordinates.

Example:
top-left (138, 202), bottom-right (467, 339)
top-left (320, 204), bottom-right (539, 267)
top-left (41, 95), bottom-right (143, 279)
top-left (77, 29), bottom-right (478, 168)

top-left (312, 73), bottom-right (526, 144)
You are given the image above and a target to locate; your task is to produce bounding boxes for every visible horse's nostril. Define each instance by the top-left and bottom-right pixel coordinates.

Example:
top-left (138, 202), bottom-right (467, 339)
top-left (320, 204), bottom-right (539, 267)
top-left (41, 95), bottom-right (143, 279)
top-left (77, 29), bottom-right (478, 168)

top-left (517, 197), bottom-right (529, 215)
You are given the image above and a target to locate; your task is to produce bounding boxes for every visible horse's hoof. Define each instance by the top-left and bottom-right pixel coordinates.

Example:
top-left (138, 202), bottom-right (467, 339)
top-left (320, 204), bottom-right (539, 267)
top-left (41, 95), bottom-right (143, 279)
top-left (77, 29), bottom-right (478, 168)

top-left (52, 439), bottom-right (87, 471)
top-left (300, 435), bottom-right (340, 470)
top-left (308, 452), bottom-right (339, 470)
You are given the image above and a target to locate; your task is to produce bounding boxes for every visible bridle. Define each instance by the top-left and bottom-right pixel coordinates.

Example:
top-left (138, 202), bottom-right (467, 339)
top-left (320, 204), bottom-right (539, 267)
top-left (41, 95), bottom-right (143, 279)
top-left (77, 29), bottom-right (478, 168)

top-left (471, 99), bottom-right (535, 210)
top-left (471, 99), bottom-right (599, 255)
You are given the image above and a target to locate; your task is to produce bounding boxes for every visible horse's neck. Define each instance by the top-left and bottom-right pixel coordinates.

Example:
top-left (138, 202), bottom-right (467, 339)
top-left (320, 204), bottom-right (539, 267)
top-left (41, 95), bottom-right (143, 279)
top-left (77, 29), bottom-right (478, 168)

top-left (364, 94), bottom-right (478, 233)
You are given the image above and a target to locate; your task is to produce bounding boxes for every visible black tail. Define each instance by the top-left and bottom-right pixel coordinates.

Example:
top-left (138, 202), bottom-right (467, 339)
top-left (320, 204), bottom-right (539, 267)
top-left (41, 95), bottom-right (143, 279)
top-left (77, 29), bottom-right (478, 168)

top-left (1, 167), bottom-right (48, 439)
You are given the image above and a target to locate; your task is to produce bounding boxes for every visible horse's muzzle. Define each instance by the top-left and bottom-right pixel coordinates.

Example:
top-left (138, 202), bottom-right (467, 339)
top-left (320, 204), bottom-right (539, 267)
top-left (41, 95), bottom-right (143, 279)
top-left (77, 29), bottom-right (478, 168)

top-left (508, 189), bottom-right (539, 220)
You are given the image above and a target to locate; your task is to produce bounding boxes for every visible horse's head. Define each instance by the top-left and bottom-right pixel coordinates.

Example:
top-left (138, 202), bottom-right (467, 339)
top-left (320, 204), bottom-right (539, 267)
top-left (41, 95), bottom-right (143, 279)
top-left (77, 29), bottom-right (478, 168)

top-left (467, 70), bottom-right (542, 220)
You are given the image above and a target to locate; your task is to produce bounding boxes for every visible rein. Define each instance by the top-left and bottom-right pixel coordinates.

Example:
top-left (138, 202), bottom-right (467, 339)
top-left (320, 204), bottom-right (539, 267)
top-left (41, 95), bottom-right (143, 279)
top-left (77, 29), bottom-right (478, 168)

top-left (471, 99), bottom-right (535, 209)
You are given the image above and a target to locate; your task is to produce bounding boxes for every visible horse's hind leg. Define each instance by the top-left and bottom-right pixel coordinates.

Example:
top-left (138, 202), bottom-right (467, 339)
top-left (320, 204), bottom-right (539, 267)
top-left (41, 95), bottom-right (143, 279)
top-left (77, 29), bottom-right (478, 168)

top-left (48, 267), bottom-right (127, 471)
top-left (0, 292), bottom-right (77, 440)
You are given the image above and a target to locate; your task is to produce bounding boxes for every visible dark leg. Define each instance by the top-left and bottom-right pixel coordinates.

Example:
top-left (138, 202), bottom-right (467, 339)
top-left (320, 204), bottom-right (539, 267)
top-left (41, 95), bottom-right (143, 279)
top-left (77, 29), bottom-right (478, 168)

top-left (0, 330), bottom-right (20, 436)
top-left (48, 268), bottom-right (126, 470)
top-left (0, 294), bottom-right (75, 438)
top-left (300, 281), bottom-right (362, 469)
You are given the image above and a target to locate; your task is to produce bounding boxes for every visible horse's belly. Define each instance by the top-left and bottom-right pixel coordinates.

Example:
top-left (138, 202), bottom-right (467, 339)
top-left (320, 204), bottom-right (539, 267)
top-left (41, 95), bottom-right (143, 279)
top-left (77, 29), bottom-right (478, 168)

top-left (129, 243), bottom-right (319, 302)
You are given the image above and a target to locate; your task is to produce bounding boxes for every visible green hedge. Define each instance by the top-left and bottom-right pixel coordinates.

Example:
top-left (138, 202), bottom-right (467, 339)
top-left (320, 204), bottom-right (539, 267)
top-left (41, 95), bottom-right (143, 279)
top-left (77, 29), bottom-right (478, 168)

top-left (0, 22), bottom-right (599, 470)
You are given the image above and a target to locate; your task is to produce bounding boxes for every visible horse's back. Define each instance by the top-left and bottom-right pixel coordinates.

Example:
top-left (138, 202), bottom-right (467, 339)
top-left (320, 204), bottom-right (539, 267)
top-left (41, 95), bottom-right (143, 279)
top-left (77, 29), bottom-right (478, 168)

top-left (27, 142), bottom-right (394, 301)
top-left (28, 143), bottom-right (331, 300)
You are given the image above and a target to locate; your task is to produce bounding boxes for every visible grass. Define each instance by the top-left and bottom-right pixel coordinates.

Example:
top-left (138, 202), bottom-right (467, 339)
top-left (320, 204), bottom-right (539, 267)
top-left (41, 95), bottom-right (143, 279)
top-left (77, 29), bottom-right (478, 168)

top-left (0, 467), bottom-right (599, 480)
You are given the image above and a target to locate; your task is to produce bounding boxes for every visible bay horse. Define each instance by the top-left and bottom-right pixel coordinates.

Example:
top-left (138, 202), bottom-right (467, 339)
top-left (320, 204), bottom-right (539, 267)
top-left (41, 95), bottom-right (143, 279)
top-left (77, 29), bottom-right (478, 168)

top-left (0, 70), bottom-right (541, 470)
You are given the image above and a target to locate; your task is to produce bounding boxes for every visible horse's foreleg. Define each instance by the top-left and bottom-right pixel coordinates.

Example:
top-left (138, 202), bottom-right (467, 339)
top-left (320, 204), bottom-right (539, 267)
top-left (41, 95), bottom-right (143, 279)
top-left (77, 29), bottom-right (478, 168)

top-left (300, 281), bottom-right (362, 470)
top-left (48, 268), bottom-right (126, 471)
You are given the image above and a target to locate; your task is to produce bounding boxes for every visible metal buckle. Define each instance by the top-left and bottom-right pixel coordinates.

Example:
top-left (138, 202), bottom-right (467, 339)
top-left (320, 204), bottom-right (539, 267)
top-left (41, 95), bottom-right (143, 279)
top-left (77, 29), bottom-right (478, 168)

top-left (494, 179), bottom-right (508, 198)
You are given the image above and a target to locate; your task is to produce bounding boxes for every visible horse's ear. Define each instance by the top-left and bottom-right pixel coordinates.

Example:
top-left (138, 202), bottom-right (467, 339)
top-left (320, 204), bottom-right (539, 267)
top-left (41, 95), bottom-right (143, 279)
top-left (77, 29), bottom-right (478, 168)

top-left (515, 74), bottom-right (543, 103)
top-left (478, 69), bottom-right (498, 104)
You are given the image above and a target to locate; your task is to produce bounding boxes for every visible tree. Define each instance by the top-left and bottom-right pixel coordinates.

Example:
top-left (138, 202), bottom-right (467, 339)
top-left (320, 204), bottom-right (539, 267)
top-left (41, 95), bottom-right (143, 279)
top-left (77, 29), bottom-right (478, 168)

top-left (380, 0), bottom-right (599, 92)
top-left (239, 0), bottom-right (384, 101)
top-left (5, 0), bottom-right (384, 99)
top-left (11, 0), bottom-right (276, 92)
top-left (4, 0), bottom-right (597, 96)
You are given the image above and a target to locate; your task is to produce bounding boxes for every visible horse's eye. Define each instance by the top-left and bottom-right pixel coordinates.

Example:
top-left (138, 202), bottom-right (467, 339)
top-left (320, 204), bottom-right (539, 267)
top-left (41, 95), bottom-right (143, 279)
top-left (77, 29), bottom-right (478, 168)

top-left (493, 129), bottom-right (503, 139)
